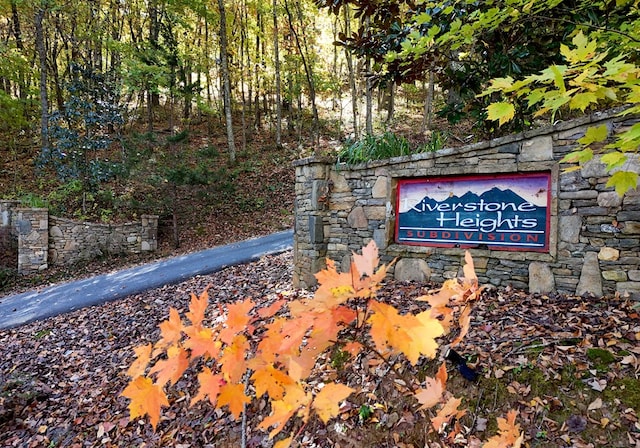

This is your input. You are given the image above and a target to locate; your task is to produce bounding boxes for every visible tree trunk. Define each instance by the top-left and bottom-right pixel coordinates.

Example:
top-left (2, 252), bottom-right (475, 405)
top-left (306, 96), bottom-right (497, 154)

top-left (34, 5), bottom-right (49, 150)
top-left (365, 57), bottom-right (373, 135)
top-left (364, 18), bottom-right (372, 135)
top-left (343, 6), bottom-right (358, 138)
top-left (284, 0), bottom-right (319, 145)
top-left (272, 0), bottom-right (282, 147)
top-left (253, 10), bottom-right (262, 130)
top-left (11, 0), bottom-right (27, 101)
top-left (421, 71), bottom-right (435, 134)
top-left (149, 0), bottom-right (160, 112)
top-left (386, 82), bottom-right (395, 123)
top-left (218, 0), bottom-right (236, 164)
top-left (239, 0), bottom-right (248, 151)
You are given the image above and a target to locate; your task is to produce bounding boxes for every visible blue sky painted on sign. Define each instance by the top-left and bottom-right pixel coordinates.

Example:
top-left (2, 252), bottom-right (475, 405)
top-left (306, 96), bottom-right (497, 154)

top-left (398, 175), bottom-right (549, 213)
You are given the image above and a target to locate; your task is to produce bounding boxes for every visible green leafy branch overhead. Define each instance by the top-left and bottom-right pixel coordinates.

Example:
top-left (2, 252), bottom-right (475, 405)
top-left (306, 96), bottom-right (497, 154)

top-left (482, 30), bottom-right (639, 196)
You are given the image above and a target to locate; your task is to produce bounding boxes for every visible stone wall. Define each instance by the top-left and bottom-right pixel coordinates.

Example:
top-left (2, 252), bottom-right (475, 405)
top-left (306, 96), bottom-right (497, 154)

top-left (0, 200), bottom-right (158, 273)
top-left (293, 110), bottom-right (640, 297)
top-left (48, 215), bottom-right (158, 265)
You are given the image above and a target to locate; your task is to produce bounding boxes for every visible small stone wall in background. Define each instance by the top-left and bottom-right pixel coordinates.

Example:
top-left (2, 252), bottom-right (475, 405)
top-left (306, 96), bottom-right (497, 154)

top-left (293, 110), bottom-right (640, 297)
top-left (0, 200), bottom-right (158, 274)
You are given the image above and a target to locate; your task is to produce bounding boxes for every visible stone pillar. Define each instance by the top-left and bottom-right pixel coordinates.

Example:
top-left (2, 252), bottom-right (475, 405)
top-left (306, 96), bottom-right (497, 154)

top-left (141, 215), bottom-right (159, 251)
top-left (16, 208), bottom-right (49, 274)
top-left (1, 200), bottom-right (21, 230)
top-left (292, 158), bottom-right (330, 289)
top-left (1, 200), bottom-right (21, 269)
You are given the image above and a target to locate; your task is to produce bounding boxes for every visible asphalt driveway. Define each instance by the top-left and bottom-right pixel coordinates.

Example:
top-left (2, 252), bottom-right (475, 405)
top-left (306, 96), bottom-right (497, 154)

top-left (0, 229), bottom-right (293, 330)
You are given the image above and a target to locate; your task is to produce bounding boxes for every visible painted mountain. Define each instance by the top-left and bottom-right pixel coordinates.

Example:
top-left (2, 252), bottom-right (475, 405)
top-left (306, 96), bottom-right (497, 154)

top-left (398, 187), bottom-right (548, 234)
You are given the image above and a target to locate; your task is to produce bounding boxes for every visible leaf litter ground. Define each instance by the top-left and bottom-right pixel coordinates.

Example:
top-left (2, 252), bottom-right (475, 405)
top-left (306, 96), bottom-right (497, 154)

top-left (1, 252), bottom-right (639, 447)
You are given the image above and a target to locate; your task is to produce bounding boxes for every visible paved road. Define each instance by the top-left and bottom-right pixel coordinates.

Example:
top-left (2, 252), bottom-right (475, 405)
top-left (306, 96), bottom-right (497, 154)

top-left (0, 230), bottom-right (293, 330)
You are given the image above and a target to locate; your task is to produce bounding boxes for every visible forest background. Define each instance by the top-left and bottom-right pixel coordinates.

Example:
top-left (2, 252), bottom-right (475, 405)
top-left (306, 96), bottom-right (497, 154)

top-left (1, 0), bottom-right (639, 288)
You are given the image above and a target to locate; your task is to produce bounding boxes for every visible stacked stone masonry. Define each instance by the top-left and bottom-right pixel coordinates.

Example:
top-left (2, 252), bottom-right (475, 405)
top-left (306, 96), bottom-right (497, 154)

top-left (293, 110), bottom-right (640, 297)
top-left (0, 200), bottom-right (158, 274)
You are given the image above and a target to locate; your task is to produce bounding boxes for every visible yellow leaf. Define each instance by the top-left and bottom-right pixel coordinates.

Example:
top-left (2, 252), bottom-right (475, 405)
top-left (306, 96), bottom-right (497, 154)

top-left (121, 376), bottom-right (169, 430)
top-left (569, 92), bottom-right (599, 112)
top-left (606, 171), bottom-right (638, 196)
top-left (312, 383), bottom-right (354, 423)
top-left (577, 124), bottom-right (608, 146)
top-left (486, 102), bottom-right (515, 127)
top-left (274, 437), bottom-right (293, 448)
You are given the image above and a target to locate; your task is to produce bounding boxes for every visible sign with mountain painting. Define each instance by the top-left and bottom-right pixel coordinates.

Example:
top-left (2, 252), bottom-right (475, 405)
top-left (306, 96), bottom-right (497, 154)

top-left (395, 172), bottom-right (551, 251)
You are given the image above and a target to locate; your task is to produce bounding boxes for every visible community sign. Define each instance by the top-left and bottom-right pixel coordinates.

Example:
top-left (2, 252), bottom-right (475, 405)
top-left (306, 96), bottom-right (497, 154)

top-left (395, 172), bottom-right (551, 251)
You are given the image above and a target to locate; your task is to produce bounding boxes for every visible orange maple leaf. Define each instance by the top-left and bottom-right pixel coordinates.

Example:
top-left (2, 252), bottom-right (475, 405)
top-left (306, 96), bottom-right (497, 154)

top-left (305, 306), bottom-right (357, 358)
top-left (450, 305), bottom-right (473, 347)
top-left (127, 343), bottom-right (152, 378)
top-left (121, 376), bottom-right (169, 430)
top-left (191, 367), bottom-right (224, 406)
top-left (220, 298), bottom-right (254, 344)
top-left (257, 298), bottom-right (286, 319)
top-left (258, 383), bottom-right (311, 438)
top-left (342, 341), bottom-right (363, 358)
top-left (431, 396), bottom-right (466, 434)
top-left (257, 317), bottom-right (287, 363)
top-left (415, 362), bottom-right (447, 409)
top-left (312, 383), bottom-right (354, 423)
top-left (148, 345), bottom-right (189, 387)
top-left (313, 259), bottom-right (356, 311)
top-left (462, 250), bottom-right (477, 282)
top-left (483, 410), bottom-right (523, 448)
top-left (277, 312), bottom-right (314, 355)
top-left (250, 362), bottom-right (295, 400)
top-left (183, 326), bottom-right (222, 359)
top-left (186, 289), bottom-right (209, 327)
top-left (217, 382), bottom-right (250, 419)
top-left (219, 334), bottom-right (249, 383)
top-left (351, 240), bottom-right (379, 278)
top-left (368, 301), bottom-right (444, 365)
top-left (156, 307), bottom-right (183, 350)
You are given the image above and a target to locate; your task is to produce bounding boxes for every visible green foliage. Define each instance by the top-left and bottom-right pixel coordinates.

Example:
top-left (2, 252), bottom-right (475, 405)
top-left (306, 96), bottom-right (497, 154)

top-left (358, 404), bottom-right (374, 422)
top-left (419, 130), bottom-right (448, 153)
top-left (482, 30), bottom-right (640, 195)
top-left (19, 193), bottom-right (47, 209)
top-left (337, 132), bottom-right (409, 164)
top-left (337, 130), bottom-right (445, 165)
top-left (167, 130), bottom-right (189, 143)
top-left (39, 64), bottom-right (125, 192)
top-left (0, 266), bottom-right (14, 289)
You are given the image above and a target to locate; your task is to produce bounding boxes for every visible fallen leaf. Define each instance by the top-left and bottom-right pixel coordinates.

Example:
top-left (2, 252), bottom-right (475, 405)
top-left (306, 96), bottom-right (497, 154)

top-left (588, 398), bottom-right (603, 411)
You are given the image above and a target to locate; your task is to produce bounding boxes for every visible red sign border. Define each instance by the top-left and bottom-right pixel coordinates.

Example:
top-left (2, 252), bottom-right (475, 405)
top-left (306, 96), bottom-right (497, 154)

top-left (394, 172), bottom-right (552, 252)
